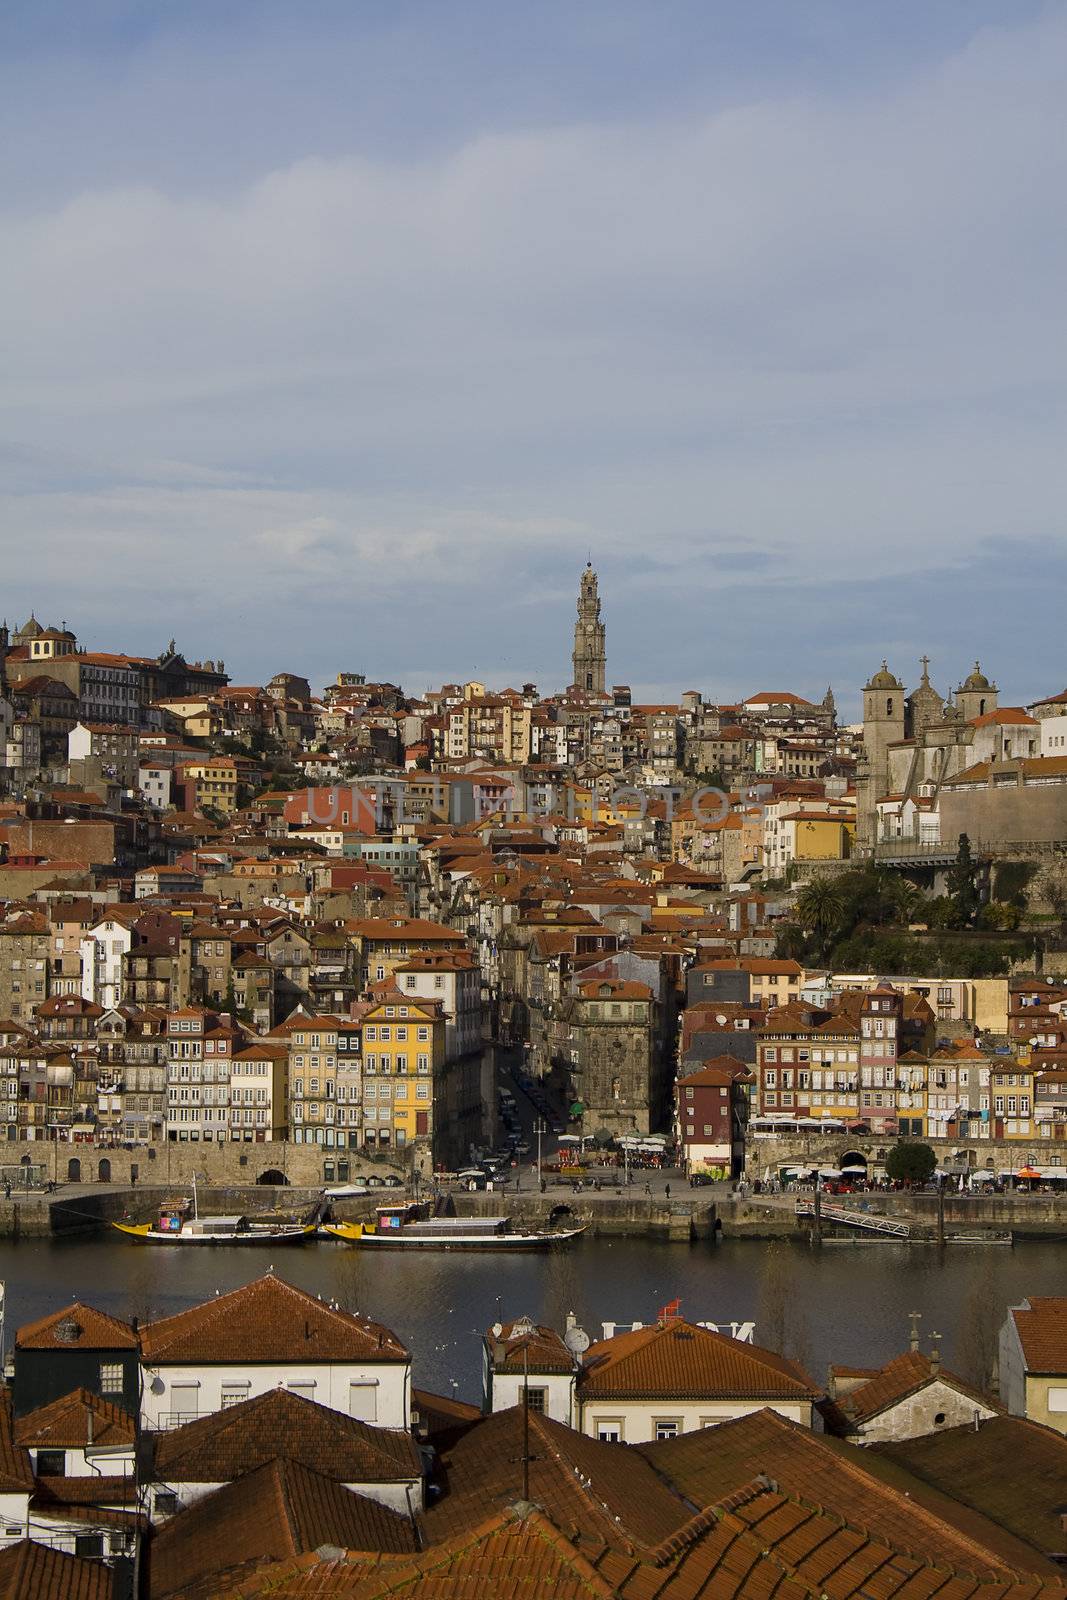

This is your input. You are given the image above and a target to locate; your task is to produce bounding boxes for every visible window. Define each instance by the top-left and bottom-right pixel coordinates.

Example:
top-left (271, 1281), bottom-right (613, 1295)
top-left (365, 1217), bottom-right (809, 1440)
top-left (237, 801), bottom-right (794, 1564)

top-left (654, 1420), bottom-right (680, 1441)
top-left (349, 1383), bottom-right (378, 1422)
top-left (524, 1387), bottom-right (547, 1413)
top-left (100, 1361), bottom-right (124, 1394)
top-left (74, 1534), bottom-right (104, 1559)
top-left (35, 1449), bottom-right (65, 1475)
top-left (154, 1491), bottom-right (180, 1517)
top-left (221, 1383), bottom-right (249, 1408)
top-left (596, 1421), bottom-right (621, 1442)
top-left (287, 1381), bottom-right (315, 1400)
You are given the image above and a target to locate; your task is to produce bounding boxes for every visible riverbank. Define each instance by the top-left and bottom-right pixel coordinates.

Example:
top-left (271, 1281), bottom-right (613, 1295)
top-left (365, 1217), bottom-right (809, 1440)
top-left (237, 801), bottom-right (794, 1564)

top-left (0, 1182), bottom-right (1063, 1244)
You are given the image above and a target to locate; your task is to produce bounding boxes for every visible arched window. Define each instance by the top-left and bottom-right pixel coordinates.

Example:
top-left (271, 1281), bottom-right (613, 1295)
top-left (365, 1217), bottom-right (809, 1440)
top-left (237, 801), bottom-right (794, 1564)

top-left (886, 698), bottom-right (893, 715)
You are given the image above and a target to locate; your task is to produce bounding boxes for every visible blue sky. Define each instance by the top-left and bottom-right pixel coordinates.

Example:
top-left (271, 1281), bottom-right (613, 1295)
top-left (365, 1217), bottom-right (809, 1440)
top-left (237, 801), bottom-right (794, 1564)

top-left (2, 1), bottom-right (1065, 715)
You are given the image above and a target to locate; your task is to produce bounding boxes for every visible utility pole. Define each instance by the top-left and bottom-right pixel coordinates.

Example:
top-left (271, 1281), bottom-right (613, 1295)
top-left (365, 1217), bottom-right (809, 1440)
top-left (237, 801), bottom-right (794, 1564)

top-left (534, 1118), bottom-right (547, 1189)
top-left (521, 1344), bottom-right (530, 1501)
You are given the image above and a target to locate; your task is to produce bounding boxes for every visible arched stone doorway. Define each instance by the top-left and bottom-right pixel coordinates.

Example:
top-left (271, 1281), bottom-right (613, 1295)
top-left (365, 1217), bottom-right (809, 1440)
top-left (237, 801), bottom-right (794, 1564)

top-left (97, 1158), bottom-right (112, 1183)
top-left (67, 1157), bottom-right (81, 1183)
top-left (257, 1168), bottom-right (288, 1186)
top-left (839, 1150), bottom-right (868, 1180)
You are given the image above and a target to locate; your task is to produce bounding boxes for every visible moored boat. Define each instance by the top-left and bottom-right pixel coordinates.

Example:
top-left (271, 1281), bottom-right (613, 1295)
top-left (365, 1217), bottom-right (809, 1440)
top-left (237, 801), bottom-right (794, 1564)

top-left (322, 1202), bottom-right (585, 1250)
top-left (113, 1183), bottom-right (315, 1245)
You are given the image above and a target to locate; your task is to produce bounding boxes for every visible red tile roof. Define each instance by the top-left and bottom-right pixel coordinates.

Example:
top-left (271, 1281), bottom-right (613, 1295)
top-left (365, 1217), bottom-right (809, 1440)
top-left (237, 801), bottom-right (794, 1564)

top-left (15, 1302), bottom-right (137, 1352)
top-left (150, 1456), bottom-right (419, 1598)
top-left (0, 1540), bottom-right (111, 1600)
top-left (14, 1388), bottom-right (135, 1449)
top-left (152, 1388), bottom-right (420, 1484)
top-left (485, 1318), bottom-right (574, 1375)
top-left (580, 1320), bottom-right (819, 1402)
top-left (139, 1274), bottom-right (408, 1365)
top-left (424, 1406), bottom-right (688, 1550)
top-left (1008, 1297), bottom-right (1067, 1373)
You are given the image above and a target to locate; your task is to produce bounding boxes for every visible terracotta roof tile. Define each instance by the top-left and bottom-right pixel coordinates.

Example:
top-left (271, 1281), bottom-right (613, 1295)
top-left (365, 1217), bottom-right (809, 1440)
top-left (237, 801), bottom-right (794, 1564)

top-left (152, 1388), bottom-right (420, 1484)
top-left (0, 1392), bottom-right (33, 1496)
top-left (150, 1457), bottom-right (419, 1599)
top-left (1007, 1297), bottom-right (1067, 1373)
top-left (139, 1274), bottom-right (408, 1365)
top-left (871, 1414), bottom-right (1067, 1563)
top-left (486, 1318), bottom-right (575, 1375)
top-left (424, 1406), bottom-right (689, 1551)
top-left (637, 1408), bottom-right (1056, 1579)
top-left (580, 1320), bottom-right (819, 1402)
top-left (836, 1351), bottom-right (997, 1425)
top-left (14, 1388), bottom-right (135, 1449)
top-left (16, 1302), bottom-right (137, 1352)
top-left (0, 1540), bottom-right (111, 1600)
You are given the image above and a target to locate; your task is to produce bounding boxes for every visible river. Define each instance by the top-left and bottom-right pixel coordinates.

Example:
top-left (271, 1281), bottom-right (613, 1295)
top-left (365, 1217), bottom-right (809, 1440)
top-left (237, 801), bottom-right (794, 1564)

top-left (1, 1235), bottom-right (1061, 1401)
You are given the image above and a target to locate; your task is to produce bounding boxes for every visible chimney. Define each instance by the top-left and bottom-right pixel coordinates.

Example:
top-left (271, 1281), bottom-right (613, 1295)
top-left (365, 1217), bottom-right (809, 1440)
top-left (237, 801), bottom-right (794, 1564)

top-left (908, 1310), bottom-right (921, 1353)
top-left (929, 1333), bottom-right (942, 1376)
top-left (826, 1365), bottom-right (837, 1401)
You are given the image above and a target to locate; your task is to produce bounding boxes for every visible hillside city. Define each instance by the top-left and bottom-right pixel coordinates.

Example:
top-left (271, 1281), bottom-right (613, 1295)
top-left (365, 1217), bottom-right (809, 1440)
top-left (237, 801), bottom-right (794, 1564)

top-left (0, 568), bottom-right (1065, 1179)
top-left (0, 574), bottom-right (1065, 1598)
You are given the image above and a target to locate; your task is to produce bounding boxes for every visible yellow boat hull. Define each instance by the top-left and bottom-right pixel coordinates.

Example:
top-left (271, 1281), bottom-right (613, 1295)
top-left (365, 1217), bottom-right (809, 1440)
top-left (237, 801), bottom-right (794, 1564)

top-left (321, 1221), bottom-right (369, 1243)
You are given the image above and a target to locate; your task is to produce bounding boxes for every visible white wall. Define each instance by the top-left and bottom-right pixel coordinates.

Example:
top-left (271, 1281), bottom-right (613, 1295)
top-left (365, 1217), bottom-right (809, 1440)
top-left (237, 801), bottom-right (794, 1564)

top-left (28, 1444), bottom-right (135, 1479)
top-left (150, 1472), bottom-right (419, 1522)
top-left (489, 1370), bottom-right (574, 1426)
top-left (579, 1397), bottom-right (812, 1443)
top-left (998, 1314), bottom-right (1027, 1419)
top-left (139, 1359), bottom-right (410, 1432)
top-left (851, 1379), bottom-right (997, 1443)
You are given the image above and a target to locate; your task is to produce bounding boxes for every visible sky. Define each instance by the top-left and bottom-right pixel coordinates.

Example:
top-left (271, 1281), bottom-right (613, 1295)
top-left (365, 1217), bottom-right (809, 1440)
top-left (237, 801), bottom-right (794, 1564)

top-left (2, 1), bottom-right (1066, 716)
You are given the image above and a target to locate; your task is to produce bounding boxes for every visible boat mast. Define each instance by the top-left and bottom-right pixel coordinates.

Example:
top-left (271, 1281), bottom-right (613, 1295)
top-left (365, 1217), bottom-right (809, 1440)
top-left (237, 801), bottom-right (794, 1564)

top-left (192, 1171), bottom-right (198, 1221)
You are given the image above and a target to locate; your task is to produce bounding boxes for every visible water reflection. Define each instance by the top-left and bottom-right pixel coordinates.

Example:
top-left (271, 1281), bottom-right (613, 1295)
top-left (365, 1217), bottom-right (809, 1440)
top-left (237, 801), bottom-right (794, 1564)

top-left (0, 1235), bottom-right (1060, 1401)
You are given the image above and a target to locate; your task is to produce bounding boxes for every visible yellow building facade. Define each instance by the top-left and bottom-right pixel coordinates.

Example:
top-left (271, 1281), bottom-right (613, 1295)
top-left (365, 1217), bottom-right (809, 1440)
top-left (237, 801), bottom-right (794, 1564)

top-left (359, 994), bottom-right (446, 1156)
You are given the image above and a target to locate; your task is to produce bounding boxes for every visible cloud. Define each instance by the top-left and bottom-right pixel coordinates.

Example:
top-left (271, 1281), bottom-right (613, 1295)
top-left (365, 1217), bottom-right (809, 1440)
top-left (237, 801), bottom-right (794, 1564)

top-left (0, 7), bottom-right (1065, 694)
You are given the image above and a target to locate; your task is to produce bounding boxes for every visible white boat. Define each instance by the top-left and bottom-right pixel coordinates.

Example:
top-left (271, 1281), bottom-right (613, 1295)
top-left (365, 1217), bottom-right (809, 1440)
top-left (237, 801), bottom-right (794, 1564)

top-left (324, 1202), bottom-right (585, 1250)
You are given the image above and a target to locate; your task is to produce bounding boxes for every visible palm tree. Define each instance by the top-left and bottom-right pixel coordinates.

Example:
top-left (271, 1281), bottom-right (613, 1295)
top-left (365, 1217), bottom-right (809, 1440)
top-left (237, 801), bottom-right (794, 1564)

top-left (794, 876), bottom-right (846, 943)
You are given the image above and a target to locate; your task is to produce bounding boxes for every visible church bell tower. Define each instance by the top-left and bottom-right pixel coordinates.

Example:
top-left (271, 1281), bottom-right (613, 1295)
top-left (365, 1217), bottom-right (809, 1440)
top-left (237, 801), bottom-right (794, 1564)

top-left (572, 563), bottom-right (606, 695)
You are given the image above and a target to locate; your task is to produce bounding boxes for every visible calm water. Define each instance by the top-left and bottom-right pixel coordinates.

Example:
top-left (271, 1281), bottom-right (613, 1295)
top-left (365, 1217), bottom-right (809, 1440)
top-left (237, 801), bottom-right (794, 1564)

top-left (1, 1236), bottom-right (1062, 1401)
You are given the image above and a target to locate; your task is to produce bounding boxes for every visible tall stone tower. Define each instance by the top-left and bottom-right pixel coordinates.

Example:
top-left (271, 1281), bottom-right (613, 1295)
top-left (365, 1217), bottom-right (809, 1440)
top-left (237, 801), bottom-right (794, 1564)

top-left (856, 661), bottom-right (905, 852)
top-left (572, 563), bottom-right (606, 695)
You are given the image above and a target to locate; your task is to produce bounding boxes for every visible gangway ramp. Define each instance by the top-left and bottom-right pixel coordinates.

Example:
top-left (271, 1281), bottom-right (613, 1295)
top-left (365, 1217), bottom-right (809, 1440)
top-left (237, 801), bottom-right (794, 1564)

top-left (795, 1200), bottom-right (910, 1239)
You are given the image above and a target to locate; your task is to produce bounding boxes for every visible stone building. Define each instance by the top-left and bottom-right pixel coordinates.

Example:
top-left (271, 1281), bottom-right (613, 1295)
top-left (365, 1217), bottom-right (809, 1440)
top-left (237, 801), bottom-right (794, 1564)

top-left (558, 978), bottom-right (663, 1137)
top-left (571, 563), bottom-right (606, 696)
top-left (855, 658), bottom-right (1002, 851)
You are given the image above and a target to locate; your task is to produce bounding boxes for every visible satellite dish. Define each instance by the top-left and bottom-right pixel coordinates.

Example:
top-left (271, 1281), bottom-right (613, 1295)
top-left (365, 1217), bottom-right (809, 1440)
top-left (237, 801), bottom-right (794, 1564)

top-left (491, 1322), bottom-right (503, 1338)
top-left (564, 1324), bottom-right (590, 1356)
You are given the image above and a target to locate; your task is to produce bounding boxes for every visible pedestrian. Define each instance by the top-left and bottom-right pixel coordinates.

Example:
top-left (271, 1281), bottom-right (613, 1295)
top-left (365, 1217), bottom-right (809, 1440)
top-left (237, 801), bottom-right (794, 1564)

top-left (3, 1182), bottom-right (9, 1200)
top-left (665, 1183), bottom-right (671, 1199)
top-left (644, 1182), bottom-right (651, 1197)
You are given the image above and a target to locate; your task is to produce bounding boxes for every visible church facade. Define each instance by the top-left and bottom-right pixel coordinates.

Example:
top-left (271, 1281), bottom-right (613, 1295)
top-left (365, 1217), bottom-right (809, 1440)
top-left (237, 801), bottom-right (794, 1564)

top-left (855, 658), bottom-right (1046, 852)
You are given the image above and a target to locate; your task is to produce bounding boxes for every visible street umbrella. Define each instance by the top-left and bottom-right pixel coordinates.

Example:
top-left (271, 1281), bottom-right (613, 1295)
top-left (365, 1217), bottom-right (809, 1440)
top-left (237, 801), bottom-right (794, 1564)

top-left (1014, 1166), bottom-right (1042, 1180)
top-left (592, 1127), bottom-right (614, 1147)
top-left (840, 1164), bottom-right (867, 1175)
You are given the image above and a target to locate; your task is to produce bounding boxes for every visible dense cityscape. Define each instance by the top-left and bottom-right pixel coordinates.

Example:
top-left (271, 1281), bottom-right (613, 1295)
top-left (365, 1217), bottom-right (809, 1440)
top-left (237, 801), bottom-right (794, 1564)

top-left (0, 574), bottom-right (1062, 1594)
top-left (5, 0), bottom-right (1067, 1595)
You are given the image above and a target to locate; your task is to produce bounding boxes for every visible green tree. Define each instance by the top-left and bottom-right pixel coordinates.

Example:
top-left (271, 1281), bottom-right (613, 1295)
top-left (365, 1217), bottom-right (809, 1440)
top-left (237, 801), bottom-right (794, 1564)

top-left (885, 1142), bottom-right (937, 1186)
top-left (947, 833), bottom-right (980, 927)
top-left (793, 876), bottom-right (846, 951)
top-left (224, 972), bottom-right (239, 1023)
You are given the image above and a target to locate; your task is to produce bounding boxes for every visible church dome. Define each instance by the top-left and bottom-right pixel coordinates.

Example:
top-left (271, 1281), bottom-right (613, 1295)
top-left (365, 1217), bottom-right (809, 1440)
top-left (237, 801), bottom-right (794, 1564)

top-left (866, 661), bottom-right (902, 691)
top-left (962, 661), bottom-right (991, 691)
